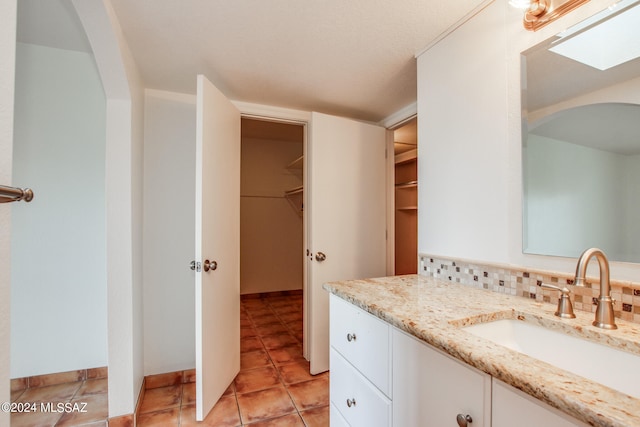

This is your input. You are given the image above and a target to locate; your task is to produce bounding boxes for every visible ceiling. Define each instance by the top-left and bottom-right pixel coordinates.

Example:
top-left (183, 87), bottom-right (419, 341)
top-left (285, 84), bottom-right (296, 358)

top-left (17, 0), bottom-right (487, 124)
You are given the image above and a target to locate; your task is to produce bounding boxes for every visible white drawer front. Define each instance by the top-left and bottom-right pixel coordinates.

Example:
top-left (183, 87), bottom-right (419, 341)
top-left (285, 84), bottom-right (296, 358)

top-left (330, 349), bottom-right (392, 427)
top-left (330, 294), bottom-right (391, 396)
top-left (330, 402), bottom-right (351, 427)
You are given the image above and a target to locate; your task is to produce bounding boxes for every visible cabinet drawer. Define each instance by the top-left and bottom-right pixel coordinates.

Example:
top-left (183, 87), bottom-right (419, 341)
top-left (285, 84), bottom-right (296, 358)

top-left (330, 294), bottom-right (391, 396)
top-left (330, 403), bottom-right (351, 427)
top-left (330, 349), bottom-right (392, 427)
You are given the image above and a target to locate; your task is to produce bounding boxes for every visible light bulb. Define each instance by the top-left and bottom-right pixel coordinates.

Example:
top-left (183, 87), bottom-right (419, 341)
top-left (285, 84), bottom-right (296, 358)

top-left (509, 0), bottom-right (532, 9)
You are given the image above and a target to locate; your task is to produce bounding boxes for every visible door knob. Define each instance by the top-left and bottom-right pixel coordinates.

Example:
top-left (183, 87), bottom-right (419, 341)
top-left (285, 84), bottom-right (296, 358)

top-left (315, 252), bottom-right (326, 262)
top-left (203, 260), bottom-right (217, 272)
top-left (456, 414), bottom-right (473, 426)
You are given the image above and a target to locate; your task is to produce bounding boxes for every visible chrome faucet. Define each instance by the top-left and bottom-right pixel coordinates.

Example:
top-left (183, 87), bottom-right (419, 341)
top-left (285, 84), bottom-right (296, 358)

top-left (574, 248), bottom-right (617, 329)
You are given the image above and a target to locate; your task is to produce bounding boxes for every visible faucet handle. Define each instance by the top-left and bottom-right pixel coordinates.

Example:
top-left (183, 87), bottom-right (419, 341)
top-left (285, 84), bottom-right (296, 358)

top-left (540, 283), bottom-right (576, 319)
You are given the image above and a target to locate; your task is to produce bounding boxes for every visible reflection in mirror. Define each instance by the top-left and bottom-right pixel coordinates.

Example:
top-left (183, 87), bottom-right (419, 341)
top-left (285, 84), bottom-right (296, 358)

top-left (522, 0), bottom-right (640, 262)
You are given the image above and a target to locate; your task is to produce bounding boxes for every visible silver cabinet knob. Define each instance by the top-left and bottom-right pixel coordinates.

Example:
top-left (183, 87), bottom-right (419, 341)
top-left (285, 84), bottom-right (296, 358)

top-left (190, 261), bottom-right (197, 271)
top-left (203, 260), bottom-right (218, 272)
top-left (347, 333), bottom-right (357, 342)
top-left (315, 252), bottom-right (326, 262)
top-left (346, 398), bottom-right (356, 408)
top-left (456, 414), bottom-right (473, 427)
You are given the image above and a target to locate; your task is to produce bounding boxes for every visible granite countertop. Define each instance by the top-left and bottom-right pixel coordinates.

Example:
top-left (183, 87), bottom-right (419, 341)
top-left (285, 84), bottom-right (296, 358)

top-left (323, 274), bottom-right (640, 427)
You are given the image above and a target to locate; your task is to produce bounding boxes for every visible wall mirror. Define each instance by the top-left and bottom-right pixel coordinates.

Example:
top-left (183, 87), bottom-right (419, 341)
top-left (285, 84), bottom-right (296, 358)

top-left (522, 0), bottom-right (640, 263)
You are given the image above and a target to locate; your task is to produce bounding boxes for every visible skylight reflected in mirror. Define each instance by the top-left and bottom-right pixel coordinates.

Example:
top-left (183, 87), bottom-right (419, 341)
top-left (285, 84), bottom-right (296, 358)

top-left (549, 0), bottom-right (640, 70)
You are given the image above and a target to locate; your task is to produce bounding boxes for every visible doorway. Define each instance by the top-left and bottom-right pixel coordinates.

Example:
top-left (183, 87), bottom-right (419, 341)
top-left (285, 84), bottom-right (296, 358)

top-left (393, 117), bottom-right (418, 274)
top-left (239, 118), bottom-right (304, 297)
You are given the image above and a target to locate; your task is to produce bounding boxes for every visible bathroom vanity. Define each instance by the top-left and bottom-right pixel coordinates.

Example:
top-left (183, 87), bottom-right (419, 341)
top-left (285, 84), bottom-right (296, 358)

top-left (324, 275), bottom-right (640, 427)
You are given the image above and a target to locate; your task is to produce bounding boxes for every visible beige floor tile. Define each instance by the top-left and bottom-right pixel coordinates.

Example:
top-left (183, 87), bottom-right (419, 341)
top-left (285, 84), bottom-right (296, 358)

top-left (16, 382), bottom-right (82, 404)
top-left (29, 370), bottom-right (85, 388)
top-left (182, 382), bottom-right (196, 406)
top-left (256, 323), bottom-right (289, 336)
top-left (244, 412), bottom-right (305, 426)
top-left (241, 337), bottom-right (265, 353)
top-left (11, 388), bottom-right (25, 402)
top-left (235, 366), bottom-right (281, 394)
top-left (180, 397), bottom-right (241, 427)
top-left (261, 334), bottom-right (299, 350)
top-left (242, 327), bottom-right (258, 338)
top-left (11, 409), bottom-right (63, 427)
top-left (251, 314), bottom-right (281, 327)
top-left (75, 378), bottom-right (108, 397)
top-left (56, 393), bottom-right (109, 426)
top-left (300, 405), bottom-right (329, 427)
top-left (145, 371), bottom-right (183, 389)
top-left (267, 345), bottom-right (305, 365)
top-left (241, 348), bottom-right (273, 371)
top-left (138, 385), bottom-right (182, 414)
top-left (287, 377), bottom-right (329, 411)
top-left (137, 407), bottom-right (180, 427)
top-left (277, 361), bottom-right (314, 385)
top-left (236, 386), bottom-right (296, 424)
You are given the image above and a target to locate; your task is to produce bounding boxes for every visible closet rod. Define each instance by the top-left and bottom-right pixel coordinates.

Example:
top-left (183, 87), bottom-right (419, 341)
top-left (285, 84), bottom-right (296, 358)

top-left (0, 185), bottom-right (34, 203)
top-left (241, 195), bottom-right (286, 199)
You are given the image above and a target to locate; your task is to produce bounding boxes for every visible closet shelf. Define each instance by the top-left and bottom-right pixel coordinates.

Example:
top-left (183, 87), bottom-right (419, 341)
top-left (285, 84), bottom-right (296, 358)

top-left (397, 206), bottom-right (418, 211)
top-left (284, 185), bottom-right (304, 216)
top-left (395, 180), bottom-right (418, 189)
top-left (395, 149), bottom-right (417, 165)
top-left (286, 155), bottom-right (304, 170)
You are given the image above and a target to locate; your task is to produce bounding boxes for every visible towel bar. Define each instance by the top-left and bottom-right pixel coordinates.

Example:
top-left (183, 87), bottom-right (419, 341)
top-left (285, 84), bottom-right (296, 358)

top-left (0, 185), bottom-right (34, 203)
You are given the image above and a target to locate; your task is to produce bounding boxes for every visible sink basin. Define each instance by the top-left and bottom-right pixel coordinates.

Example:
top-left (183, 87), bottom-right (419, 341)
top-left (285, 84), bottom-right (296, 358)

top-left (463, 318), bottom-right (640, 398)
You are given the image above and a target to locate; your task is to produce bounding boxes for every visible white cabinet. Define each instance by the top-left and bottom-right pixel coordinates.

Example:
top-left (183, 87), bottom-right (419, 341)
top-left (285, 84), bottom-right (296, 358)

top-left (329, 294), bottom-right (392, 427)
top-left (329, 295), bottom-right (587, 427)
top-left (330, 294), bottom-right (391, 395)
top-left (392, 328), bottom-right (491, 427)
top-left (492, 379), bottom-right (588, 427)
top-left (331, 349), bottom-right (392, 427)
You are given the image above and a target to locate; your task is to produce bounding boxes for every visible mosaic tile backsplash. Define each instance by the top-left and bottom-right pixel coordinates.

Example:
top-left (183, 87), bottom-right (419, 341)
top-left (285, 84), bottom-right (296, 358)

top-left (419, 254), bottom-right (640, 324)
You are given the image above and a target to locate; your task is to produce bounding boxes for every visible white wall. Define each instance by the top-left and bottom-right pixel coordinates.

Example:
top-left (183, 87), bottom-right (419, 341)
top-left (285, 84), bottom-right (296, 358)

top-left (0, 1), bottom-right (17, 423)
top-left (10, 43), bottom-right (107, 378)
top-left (241, 136), bottom-right (303, 294)
top-left (143, 90), bottom-right (196, 375)
top-left (73, 0), bottom-right (145, 417)
top-left (523, 135), bottom-right (625, 259)
top-left (417, 0), bottom-right (640, 280)
top-left (417, 0), bottom-right (509, 263)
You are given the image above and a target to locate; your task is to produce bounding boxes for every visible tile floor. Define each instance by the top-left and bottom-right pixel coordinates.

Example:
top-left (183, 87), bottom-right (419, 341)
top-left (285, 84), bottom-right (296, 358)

top-left (137, 292), bottom-right (330, 426)
top-left (10, 375), bottom-right (109, 427)
top-left (8, 293), bottom-right (326, 427)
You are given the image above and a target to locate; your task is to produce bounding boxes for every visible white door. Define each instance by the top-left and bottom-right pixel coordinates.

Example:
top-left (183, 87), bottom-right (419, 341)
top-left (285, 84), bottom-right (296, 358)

top-left (194, 74), bottom-right (241, 421)
top-left (308, 112), bottom-right (388, 374)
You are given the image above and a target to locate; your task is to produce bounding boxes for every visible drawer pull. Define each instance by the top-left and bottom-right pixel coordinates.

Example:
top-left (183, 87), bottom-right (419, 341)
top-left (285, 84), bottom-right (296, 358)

top-left (346, 398), bottom-right (356, 408)
top-left (347, 333), bottom-right (357, 342)
top-left (456, 414), bottom-right (473, 426)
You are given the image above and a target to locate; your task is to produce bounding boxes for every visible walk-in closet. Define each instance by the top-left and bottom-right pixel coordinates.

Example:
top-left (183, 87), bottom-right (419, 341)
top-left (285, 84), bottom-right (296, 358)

top-left (240, 118), bottom-right (304, 295)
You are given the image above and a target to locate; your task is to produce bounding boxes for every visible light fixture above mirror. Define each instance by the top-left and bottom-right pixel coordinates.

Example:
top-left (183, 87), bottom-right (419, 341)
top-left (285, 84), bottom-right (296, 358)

top-left (512, 0), bottom-right (590, 31)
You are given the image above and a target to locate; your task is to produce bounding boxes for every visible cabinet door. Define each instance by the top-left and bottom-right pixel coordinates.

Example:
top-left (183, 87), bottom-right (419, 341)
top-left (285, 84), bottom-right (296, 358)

top-left (331, 349), bottom-right (392, 427)
top-left (392, 328), bottom-right (491, 427)
top-left (330, 403), bottom-right (352, 427)
top-left (330, 294), bottom-right (391, 396)
top-left (492, 379), bottom-right (588, 427)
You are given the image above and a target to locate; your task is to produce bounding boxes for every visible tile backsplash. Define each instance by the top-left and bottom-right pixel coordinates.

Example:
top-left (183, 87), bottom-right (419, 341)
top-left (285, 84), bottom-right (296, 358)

top-left (419, 254), bottom-right (640, 324)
